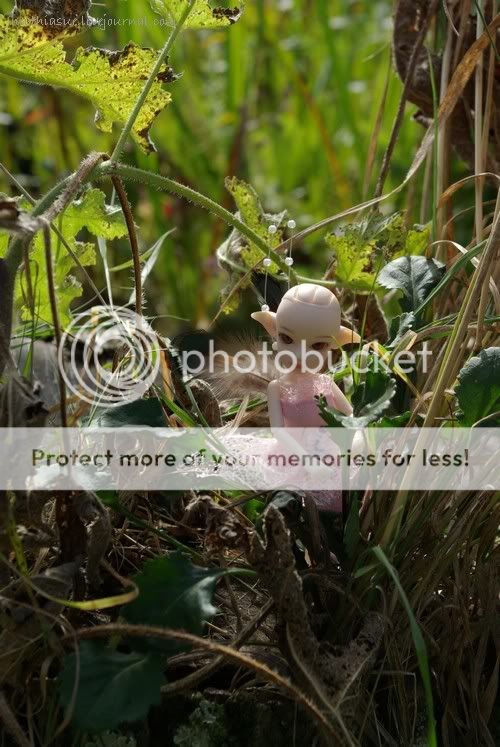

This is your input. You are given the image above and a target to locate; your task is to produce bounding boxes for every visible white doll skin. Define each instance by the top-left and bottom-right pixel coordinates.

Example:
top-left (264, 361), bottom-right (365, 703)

top-left (251, 283), bottom-right (360, 428)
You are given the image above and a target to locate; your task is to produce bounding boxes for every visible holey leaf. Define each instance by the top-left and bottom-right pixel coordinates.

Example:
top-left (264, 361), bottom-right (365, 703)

top-left (221, 177), bottom-right (285, 271)
top-left (326, 213), bottom-right (430, 294)
top-left (122, 553), bottom-right (222, 653)
top-left (150, 0), bottom-right (242, 29)
top-left (0, 10), bottom-right (177, 151)
top-left (59, 643), bottom-right (164, 732)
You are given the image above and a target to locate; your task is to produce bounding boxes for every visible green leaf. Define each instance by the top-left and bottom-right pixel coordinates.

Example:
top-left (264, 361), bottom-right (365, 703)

top-left (0, 189), bottom-right (128, 327)
top-left (343, 496), bottom-right (360, 561)
top-left (122, 553), bottom-right (221, 651)
top-left (373, 411), bottom-right (412, 427)
top-left (93, 398), bottom-right (167, 428)
top-left (59, 642), bottom-right (164, 732)
top-left (0, 11), bottom-right (177, 152)
top-left (151, 0), bottom-right (242, 29)
top-left (351, 357), bottom-right (396, 414)
top-left (27, 236), bottom-right (96, 327)
top-left (326, 213), bottom-right (430, 294)
top-left (378, 256), bottom-right (445, 313)
top-left (319, 356), bottom-right (396, 427)
top-left (326, 231), bottom-right (376, 292)
top-left (223, 177), bottom-right (284, 271)
top-left (388, 312), bottom-right (416, 347)
top-left (456, 348), bottom-right (500, 426)
top-left (62, 188), bottom-right (129, 240)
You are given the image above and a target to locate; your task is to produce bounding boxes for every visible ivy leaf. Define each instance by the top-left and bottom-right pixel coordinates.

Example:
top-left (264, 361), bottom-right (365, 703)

top-left (122, 553), bottom-right (222, 652)
top-left (0, 11), bottom-right (177, 152)
top-left (150, 0), bottom-right (242, 29)
top-left (456, 348), bottom-right (500, 426)
top-left (93, 398), bottom-right (167, 428)
top-left (378, 256), bottom-right (445, 313)
top-left (351, 358), bottom-right (396, 415)
top-left (59, 643), bottom-right (164, 732)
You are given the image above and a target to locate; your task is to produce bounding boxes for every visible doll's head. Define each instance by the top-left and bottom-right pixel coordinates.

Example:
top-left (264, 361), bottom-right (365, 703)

top-left (252, 283), bottom-right (360, 370)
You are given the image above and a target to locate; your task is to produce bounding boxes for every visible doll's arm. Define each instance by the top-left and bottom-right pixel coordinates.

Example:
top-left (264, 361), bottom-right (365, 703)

top-left (328, 380), bottom-right (353, 416)
top-left (267, 380), bottom-right (284, 428)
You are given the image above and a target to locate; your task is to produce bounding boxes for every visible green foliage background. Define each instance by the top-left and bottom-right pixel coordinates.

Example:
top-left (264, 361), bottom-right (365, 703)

top-left (0, 0), bottom-right (442, 329)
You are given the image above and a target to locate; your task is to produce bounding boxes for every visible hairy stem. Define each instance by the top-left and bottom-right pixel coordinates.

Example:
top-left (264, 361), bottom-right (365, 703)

top-left (97, 161), bottom-right (297, 279)
top-left (109, 1), bottom-right (196, 163)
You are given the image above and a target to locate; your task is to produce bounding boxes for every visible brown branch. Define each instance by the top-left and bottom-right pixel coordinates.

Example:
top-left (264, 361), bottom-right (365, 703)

top-left (111, 175), bottom-right (142, 316)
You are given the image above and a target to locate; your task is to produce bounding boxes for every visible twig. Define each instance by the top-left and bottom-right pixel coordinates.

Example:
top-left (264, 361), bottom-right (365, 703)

top-left (373, 0), bottom-right (440, 199)
top-left (162, 598), bottom-right (274, 694)
top-left (66, 622), bottom-right (340, 741)
top-left (111, 176), bottom-right (142, 316)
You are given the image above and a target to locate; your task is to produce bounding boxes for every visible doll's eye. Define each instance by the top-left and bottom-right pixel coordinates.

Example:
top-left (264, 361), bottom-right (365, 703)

top-left (312, 341), bottom-right (328, 351)
top-left (279, 333), bottom-right (293, 344)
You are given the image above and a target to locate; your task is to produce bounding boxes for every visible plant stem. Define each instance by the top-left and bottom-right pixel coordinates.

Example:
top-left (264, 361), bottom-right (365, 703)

top-left (109, 1), bottom-right (197, 163)
top-left (111, 176), bottom-right (142, 315)
top-left (42, 226), bottom-right (67, 427)
top-left (97, 162), bottom-right (297, 279)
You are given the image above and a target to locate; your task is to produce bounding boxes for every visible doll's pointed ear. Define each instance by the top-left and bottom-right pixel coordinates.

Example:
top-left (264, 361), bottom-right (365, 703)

top-left (251, 310), bottom-right (277, 338)
top-left (332, 326), bottom-right (361, 348)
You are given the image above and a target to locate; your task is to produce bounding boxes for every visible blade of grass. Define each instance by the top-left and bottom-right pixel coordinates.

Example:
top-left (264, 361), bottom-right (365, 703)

top-left (373, 546), bottom-right (437, 747)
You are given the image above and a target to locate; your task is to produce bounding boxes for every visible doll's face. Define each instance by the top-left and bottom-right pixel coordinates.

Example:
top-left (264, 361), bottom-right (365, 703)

top-left (275, 297), bottom-right (339, 368)
top-left (251, 283), bottom-right (360, 372)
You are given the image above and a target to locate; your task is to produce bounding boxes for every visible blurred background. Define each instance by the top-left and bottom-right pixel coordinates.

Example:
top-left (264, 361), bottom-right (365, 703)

top-left (0, 0), bottom-right (474, 333)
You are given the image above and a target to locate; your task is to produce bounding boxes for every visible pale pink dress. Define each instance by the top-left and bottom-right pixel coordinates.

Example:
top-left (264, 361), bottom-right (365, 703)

top-left (268, 374), bottom-right (346, 512)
